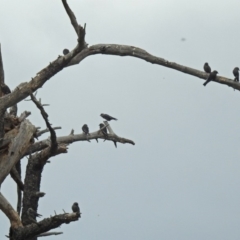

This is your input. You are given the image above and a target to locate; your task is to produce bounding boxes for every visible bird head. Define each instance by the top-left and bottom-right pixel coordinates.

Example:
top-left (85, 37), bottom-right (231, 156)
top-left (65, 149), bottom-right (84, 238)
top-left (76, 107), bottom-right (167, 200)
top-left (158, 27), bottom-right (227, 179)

top-left (205, 62), bottom-right (208, 65)
top-left (100, 114), bottom-right (104, 117)
top-left (73, 202), bottom-right (78, 206)
top-left (236, 67), bottom-right (240, 71)
top-left (213, 70), bottom-right (218, 74)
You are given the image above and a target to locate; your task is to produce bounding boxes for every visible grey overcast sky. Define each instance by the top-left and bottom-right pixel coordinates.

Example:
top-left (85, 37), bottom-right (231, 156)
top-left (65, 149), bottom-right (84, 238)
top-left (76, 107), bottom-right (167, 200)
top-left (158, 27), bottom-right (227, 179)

top-left (1, 0), bottom-right (240, 239)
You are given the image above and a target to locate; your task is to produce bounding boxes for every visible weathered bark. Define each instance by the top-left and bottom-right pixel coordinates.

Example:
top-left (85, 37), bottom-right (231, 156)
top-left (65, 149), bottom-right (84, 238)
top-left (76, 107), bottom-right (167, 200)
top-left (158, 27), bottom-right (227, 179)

top-left (0, 120), bottom-right (35, 185)
top-left (10, 212), bottom-right (80, 240)
top-left (0, 193), bottom-right (22, 228)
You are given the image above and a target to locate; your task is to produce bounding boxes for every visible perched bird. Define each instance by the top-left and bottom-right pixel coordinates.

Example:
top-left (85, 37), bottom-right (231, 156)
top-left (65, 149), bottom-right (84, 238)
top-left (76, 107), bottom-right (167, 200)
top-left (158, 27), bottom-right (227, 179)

top-left (72, 202), bottom-right (80, 213)
top-left (1, 83), bottom-right (11, 95)
top-left (100, 113), bottom-right (117, 121)
top-left (233, 67), bottom-right (239, 82)
top-left (203, 63), bottom-right (211, 74)
top-left (203, 70), bottom-right (218, 86)
top-left (27, 208), bottom-right (42, 218)
top-left (63, 49), bottom-right (69, 55)
top-left (99, 123), bottom-right (108, 138)
top-left (82, 124), bottom-right (89, 135)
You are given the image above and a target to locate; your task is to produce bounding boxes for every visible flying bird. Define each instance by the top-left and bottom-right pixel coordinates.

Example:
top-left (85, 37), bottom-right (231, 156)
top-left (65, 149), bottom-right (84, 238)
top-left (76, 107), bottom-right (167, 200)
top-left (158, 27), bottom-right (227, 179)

top-left (203, 63), bottom-right (211, 74)
top-left (1, 83), bottom-right (11, 95)
top-left (203, 70), bottom-right (218, 86)
top-left (233, 67), bottom-right (239, 82)
top-left (100, 113), bottom-right (117, 121)
top-left (72, 202), bottom-right (80, 213)
top-left (63, 49), bottom-right (69, 55)
top-left (99, 123), bottom-right (108, 138)
top-left (82, 124), bottom-right (89, 135)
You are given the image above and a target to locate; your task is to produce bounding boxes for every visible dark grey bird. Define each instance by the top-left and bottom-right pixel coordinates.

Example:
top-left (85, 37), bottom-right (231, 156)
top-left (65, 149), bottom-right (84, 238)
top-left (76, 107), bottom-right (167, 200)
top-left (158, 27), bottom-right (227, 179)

top-left (1, 83), bottom-right (11, 95)
top-left (99, 123), bottom-right (108, 138)
top-left (203, 70), bottom-right (218, 86)
top-left (63, 49), bottom-right (69, 55)
top-left (100, 113), bottom-right (117, 121)
top-left (203, 63), bottom-right (211, 74)
top-left (72, 202), bottom-right (80, 213)
top-left (233, 67), bottom-right (239, 82)
top-left (82, 124), bottom-right (89, 135)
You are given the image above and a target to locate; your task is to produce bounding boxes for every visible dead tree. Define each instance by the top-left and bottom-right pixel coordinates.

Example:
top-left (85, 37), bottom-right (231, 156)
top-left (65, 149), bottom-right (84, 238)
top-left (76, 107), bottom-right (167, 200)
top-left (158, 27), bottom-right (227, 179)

top-left (0, 1), bottom-right (239, 240)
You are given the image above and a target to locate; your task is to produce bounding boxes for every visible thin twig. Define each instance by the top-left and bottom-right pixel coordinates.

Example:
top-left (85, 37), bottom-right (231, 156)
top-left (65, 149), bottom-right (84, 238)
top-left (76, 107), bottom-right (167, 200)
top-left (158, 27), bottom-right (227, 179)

top-left (30, 93), bottom-right (58, 155)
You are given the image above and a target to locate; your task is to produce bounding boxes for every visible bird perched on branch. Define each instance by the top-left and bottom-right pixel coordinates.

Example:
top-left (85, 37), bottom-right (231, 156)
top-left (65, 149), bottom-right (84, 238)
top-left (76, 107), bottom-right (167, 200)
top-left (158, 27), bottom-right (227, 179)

top-left (63, 49), bottom-right (69, 55)
top-left (72, 202), bottom-right (80, 213)
top-left (1, 83), bottom-right (11, 95)
top-left (82, 124), bottom-right (89, 135)
top-left (100, 113), bottom-right (117, 121)
top-left (233, 67), bottom-right (239, 82)
top-left (203, 70), bottom-right (218, 86)
top-left (203, 63), bottom-right (211, 73)
top-left (99, 123), bottom-right (108, 138)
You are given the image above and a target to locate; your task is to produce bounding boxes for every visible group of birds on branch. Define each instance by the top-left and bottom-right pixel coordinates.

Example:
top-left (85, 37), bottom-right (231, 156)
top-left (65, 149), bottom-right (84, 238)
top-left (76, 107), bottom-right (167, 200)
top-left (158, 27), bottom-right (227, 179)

top-left (27, 202), bottom-right (81, 224)
top-left (203, 63), bottom-right (239, 86)
top-left (82, 113), bottom-right (118, 146)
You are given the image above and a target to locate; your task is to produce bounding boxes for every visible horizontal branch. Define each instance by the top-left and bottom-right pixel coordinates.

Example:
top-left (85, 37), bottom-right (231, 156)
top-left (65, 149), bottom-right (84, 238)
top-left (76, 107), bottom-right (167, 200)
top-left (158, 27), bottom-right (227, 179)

top-left (37, 127), bottom-right (61, 137)
top-left (68, 44), bottom-right (240, 90)
top-left (37, 231), bottom-right (63, 237)
top-left (12, 212), bottom-right (79, 239)
top-left (25, 124), bottom-right (135, 156)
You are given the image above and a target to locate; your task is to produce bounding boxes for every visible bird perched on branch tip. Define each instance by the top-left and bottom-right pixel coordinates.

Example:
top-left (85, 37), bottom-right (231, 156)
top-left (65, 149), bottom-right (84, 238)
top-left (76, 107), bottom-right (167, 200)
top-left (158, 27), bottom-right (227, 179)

top-left (203, 70), bottom-right (218, 86)
top-left (233, 67), bottom-right (239, 82)
top-left (100, 113), bottom-right (117, 121)
top-left (203, 63), bottom-right (211, 74)
top-left (72, 202), bottom-right (80, 214)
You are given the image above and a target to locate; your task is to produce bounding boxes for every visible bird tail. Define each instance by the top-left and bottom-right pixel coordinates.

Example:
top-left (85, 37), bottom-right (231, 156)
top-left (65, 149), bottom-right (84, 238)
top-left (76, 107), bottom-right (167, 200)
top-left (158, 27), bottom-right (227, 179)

top-left (203, 80), bottom-right (209, 86)
top-left (113, 117), bottom-right (118, 120)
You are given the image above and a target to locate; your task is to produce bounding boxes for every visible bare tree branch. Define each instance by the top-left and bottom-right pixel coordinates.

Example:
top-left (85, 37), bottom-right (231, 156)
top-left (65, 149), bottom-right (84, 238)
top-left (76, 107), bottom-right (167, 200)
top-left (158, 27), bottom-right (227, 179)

top-left (0, 120), bottom-right (35, 185)
top-left (37, 231), bottom-right (63, 237)
top-left (9, 104), bottom-right (18, 117)
top-left (68, 44), bottom-right (240, 90)
top-left (22, 145), bottom-right (68, 226)
top-left (10, 166), bottom-right (24, 191)
top-left (30, 93), bottom-right (58, 155)
top-left (19, 111), bottom-right (31, 122)
top-left (25, 123), bottom-right (135, 156)
top-left (62, 0), bottom-right (81, 37)
top-left (11, 213), bottom-right (79, 239)
top-left (0, 192), bottom-right (22, 228)
top-left (36, 126), bottom-right (61, 137)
